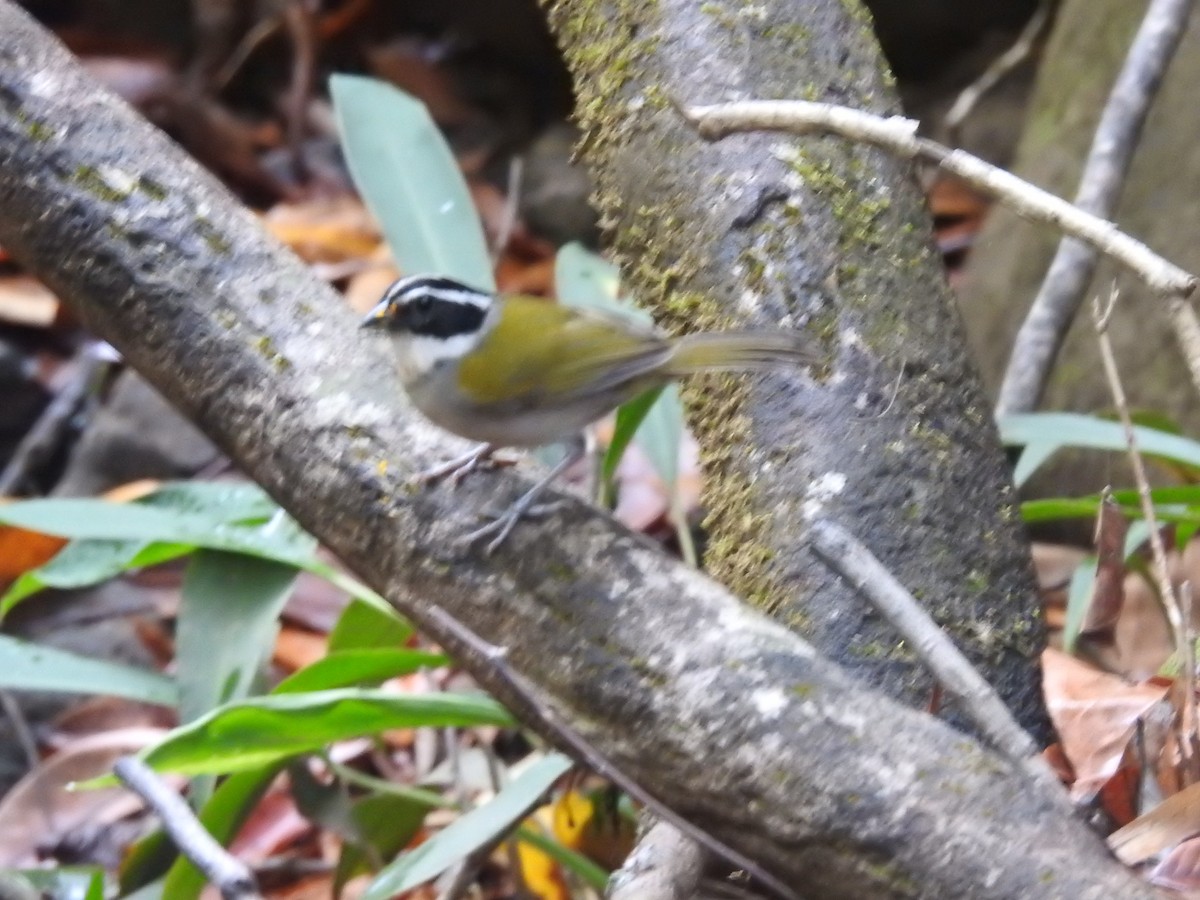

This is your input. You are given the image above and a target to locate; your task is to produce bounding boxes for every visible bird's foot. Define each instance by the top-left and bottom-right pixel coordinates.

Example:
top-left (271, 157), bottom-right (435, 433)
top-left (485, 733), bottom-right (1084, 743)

top-left (415, 443), bottom-right (514, 487)
top-left (459, 497), bottom-right (566, 555)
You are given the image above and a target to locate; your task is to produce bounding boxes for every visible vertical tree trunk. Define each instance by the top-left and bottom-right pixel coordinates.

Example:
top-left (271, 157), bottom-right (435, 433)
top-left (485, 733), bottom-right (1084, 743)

top-left (544, 0), bottom-right (1049, 737)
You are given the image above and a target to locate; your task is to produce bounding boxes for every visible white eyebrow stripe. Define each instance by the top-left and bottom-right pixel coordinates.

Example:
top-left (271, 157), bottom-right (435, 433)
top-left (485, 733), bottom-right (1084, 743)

top-left (387, 277), bottom-right (492, 310)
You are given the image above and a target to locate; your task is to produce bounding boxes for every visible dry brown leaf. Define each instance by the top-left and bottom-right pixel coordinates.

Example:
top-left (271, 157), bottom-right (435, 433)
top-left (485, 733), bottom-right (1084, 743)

top-left (0, 726), bottom-right (168, 866)
top-left (1043, 647), bottom-right (1170, 799)
top-left (0, 275), bottom-right (59, 327)
top-left (343, 249), bottom-right (400, 315)
top-left (0, 521), bottom-right (66, 582)
top-left (1081, 493), bottom-right (1128, 645)
top-left (262, 196), bottom-right (381, 264)
top-left (43, 697), bottom-right (174, 752)
top-left (1110, 780), bottom-right (1200, 865)
top-left (1151, 833), bottom-right (1200, 893)
top-left (274, 626), bottom-right (328, 673)
top-left (227, 783), bottom-right (312, 863)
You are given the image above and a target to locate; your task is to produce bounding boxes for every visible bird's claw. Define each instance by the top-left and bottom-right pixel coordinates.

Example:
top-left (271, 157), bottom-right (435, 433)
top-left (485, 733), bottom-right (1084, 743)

top-left (459, 499), bottom-right (567, 555)
top-left (415, 444), bottom-right (515, 488)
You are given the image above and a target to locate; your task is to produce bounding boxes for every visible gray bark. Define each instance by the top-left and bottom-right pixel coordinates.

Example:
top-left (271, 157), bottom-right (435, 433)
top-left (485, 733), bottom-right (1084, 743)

top-left (543, 0), bottom-right (1049, 738)
top-left (0, 3), bottom-right (1151, 897)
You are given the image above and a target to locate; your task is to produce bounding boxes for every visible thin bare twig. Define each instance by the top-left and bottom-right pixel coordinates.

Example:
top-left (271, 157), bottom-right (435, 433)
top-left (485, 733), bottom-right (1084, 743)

top-left (998, 0), bottom-right (1197, 414)
top-left (422, 606), bottom-right (800, 900)
top-left (680, 100), bottom-right (1196, 299)
top-left (113, 756), bottom-right (263, 900)
top-left (0, 343), bottom-right (113, 496)
top-left (809, 519), bottom-right (1066, 798)
top-left (1167, 297), bottom-right (1200, 398)
top-left (1092, 287), bottom-right (1199, 767)
top-left (940, 1), bottom-right (1054, 144)
top-left (282, 0), bottom-right (317, 183)
top-left (0, 690), bottom-right (38, 772)
top-left (489, 156), bottom-right (524, 269)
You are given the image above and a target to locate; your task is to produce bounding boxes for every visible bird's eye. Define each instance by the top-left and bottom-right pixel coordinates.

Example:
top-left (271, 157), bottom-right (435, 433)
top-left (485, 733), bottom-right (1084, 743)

top-left (412, 296), bottom-right (432, 314)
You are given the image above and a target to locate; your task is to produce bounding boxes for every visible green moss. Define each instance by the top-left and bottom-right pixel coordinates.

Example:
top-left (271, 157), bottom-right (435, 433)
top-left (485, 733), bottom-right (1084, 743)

top-left (762, 22), bottom-right (810, 44)
top-left (72, 164), bottom-right (134, 202)
top-left (860, 859), bottom-right (918, 894)
top-left (965, 569), bottom-right (988, 593)
top-left (252, 335), bottom-right (292, 371)
top-left (195, 217), bottom-right (232, 255)
top-left (24, 118), bottom-right (54, 142)
top-left (137, 177), bottom-right (169, 201)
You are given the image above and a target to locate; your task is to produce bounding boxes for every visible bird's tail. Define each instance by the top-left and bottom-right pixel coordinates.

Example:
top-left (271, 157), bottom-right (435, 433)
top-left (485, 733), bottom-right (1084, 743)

top-left (665, 331), bottom-right (818, 376)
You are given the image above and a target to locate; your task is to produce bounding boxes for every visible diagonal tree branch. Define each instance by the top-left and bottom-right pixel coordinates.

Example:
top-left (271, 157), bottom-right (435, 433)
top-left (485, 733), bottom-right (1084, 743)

top-left (0, 3), bottom-right (1155, 897)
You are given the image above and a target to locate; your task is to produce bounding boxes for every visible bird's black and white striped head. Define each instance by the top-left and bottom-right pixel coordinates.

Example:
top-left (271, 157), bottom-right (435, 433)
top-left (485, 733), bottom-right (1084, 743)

top-left (362, 275), bottom-right (496, 375)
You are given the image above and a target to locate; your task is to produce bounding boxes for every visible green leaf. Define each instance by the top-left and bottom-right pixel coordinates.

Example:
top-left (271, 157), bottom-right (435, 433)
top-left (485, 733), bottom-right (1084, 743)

top-left (0, 497), bottom-right (393, 621)
top-left (1001, 413), bottom-right (1200, 487)
top-left (365, 753), bottom-right (572, 899)
top-left (329, 598), bottom-right (412, 653)
top-left (15, 867), bottom-right (106, 900)
top-left (138, 481), bottom-right (279, 523)
top-left (603, 386), bottom-right (666, 488)
top-left (555, 242), bottom-right (651, 325)
top-left (0, 482), bottom-right (282, 614)
top-left (1063, 555), bottom-right (1098, 653)
top-left (2, 540), bottom-right (193, 611)
top-left (273, 648), bottom-right (446, 694)
top-left (336, 793), bottom-right (431, 895)
top-left (0, 635), bottom-right (175, 704)
top-left (86, 690), bottom-right (513, 782)
top-left (176, 551), bottom-right (299, 723)
top-left (330, 74), bottom-right (493, 289)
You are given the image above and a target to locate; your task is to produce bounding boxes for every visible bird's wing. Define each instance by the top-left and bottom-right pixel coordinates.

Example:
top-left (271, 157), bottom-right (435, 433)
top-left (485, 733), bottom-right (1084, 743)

top-left (456, 297), bottom-right (671, 406)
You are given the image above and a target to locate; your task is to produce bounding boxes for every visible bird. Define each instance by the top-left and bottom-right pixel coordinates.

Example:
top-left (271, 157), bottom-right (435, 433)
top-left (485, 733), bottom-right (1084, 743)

top-left (362, 274), bottom-right (816, 552)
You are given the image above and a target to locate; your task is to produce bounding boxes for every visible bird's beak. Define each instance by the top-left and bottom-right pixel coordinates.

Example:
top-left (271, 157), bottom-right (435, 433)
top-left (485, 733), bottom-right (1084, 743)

top-left (360, 300), bottom-right (391, 329)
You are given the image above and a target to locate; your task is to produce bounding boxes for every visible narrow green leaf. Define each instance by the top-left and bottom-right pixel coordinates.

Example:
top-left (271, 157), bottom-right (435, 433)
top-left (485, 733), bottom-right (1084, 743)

top-left (1124, 520), bottom-right (1154, 558)
top-left (0, 635), bottom-right (175, 704)
top-left (328, 597), bottom-right (413, 653)
top-left (83, 690), bottom-right (513, 782)
top-left (555, 243), bottom-right (651, 324)
top-left (176, 551), bottom-right (299, 723)
top-left (138, 481), bottom-right (278, 523)
top-left (365, 753), bottom-right (572, 899)
top-left (0, 482), bottom-right (284, 614)
top-left (273, 648), bottom-right (446, 694)
top-left (603, 386), bottom-right (666, 487)
top-left (336, 793), bottom-right (431, 895)
top-left (2, 540), bottom-right (193, 612)
top-left (1001, 413), bottom-right (1200, 485)
top-left (330, 74), bottom-right (492, 288)
top-left (1063, 556), bottom-right (1098, 654)
top-left (16, 867), bottom-right (106, 900)
top-left (0, 499), bottom-right (328, 620)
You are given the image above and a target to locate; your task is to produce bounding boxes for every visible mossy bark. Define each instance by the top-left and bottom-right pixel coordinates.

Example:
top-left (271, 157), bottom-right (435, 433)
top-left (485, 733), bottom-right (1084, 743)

top-left (544, 0), bottom-right (1049, 738)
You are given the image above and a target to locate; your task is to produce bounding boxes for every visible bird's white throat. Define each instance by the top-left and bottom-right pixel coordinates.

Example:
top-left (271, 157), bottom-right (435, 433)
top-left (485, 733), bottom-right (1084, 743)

top-left (404, 330), bottom-right (482, 378)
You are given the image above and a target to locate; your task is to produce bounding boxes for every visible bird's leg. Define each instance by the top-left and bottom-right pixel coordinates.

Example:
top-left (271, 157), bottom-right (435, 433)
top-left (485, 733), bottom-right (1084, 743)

top-left (416, 443), bottom-right (513, 487)
top-left (460, 434), bottom-right (587, 554)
